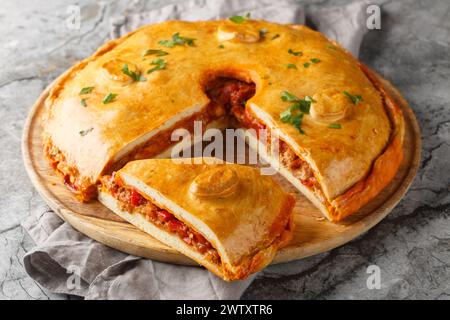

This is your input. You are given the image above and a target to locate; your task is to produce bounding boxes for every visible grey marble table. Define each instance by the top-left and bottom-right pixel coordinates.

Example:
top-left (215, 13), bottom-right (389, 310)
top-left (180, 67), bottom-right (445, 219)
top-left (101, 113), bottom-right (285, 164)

top-left (0, 0), bottom-right (449, 300)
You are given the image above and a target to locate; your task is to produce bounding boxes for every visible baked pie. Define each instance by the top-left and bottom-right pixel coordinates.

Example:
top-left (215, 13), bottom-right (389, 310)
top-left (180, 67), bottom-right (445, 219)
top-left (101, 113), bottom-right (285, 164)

top-left (43, 19), bottom-right (404, 221)
top-left (99, 158), bottom-right (295, 280)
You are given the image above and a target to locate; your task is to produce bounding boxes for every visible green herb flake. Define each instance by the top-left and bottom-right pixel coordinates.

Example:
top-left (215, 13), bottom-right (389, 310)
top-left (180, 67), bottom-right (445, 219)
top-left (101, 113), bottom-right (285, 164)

top-left (311, 58), bottom-right (321, 64)
top-left (329, 123), bottom-right (342, 129)
top-left (142, 49), bottom-right (169, 57)
top-left (122, 64), bottom-right (146, 82)
top-left (326, 44), bottom-right (337, 50)
top-left (229, 12), bottom-right (251, 24)
top-left (102, 93), bottom-right (117, 104)
top-left (281, 91), bottom-right (299, 102)
top-left (218, 44), bottom-right (225, 49)
top-left (303, 62), bottom-right (311, 68)
top-left (288, 49), bottom-right (303, 57)
top-left (79, 127), bottom-right (93, 137)
top-left (79, 86), bottom-right (94, 95)
top-left (80, 98), bottom-right (87, 107)
top-left (287, 63), bottom-right (297, 69)
top-left (259, 28), bottom-right (268, 38)
top-left (147, 58), bottom-right (167, 74)
top-left (271, 34), bottom-right (280, 40)
top-left (343, 91), bottom-right (363, 105)
top-left (159, 33), bottom-right (196, 48)
top-left (279, 91), bottom-right (316, 134)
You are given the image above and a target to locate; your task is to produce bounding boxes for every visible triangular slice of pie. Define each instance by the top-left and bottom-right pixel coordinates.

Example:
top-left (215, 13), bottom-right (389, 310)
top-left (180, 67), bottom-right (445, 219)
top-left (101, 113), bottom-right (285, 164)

top-left (98, 158), bottom-right (295, 281)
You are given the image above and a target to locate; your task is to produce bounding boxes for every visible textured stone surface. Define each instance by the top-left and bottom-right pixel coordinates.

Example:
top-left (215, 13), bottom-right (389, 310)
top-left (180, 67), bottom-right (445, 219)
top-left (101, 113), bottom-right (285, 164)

top-left (0, 0), bottom-right (448, 300)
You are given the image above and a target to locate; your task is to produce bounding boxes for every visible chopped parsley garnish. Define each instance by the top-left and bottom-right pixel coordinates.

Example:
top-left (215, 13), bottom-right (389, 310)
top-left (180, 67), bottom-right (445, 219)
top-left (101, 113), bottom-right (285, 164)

top-left (329, 123), bottom-right (342, 129)
top-left (326, 44), bottom-right (337, 50)
top-left (218, 44), bottom-right (225, 49)
top-left (281, 91), bottom-right (299, 102)
top-left (343, 91), bottom-right (363, 105)
top-left (259, 28), bottom-right (268, 38)
top-left (159, 33), bottom-right (195, 48)
top-left (279, 91), bottom-right (315, 134)
top-left (122, 64), bottom-right (146, 82)
top-left (102, 93), bottom-right (117, 104)
top-left (142, 49), bottom-right (169, 57)
top-left (147, 58), bottom-right (167, 74)
top-left (311, 58), bottom-right (321, 64)
top-left (288, 49), bottom-right (303, 56)
top-left (271, 34), bottom-right (280, 40)
top-left (229, 12), bottom-right (251, 24)
top-left (79, 127), bottom-right (93, 136)
top-left (80, 98), bottom-right (87, 107)
top-left (303, 62), bottom-right (310, 68)
top-left (287, 63), bottom-right (297, 69)
top-left (79, 86), bottom-right (94, 95)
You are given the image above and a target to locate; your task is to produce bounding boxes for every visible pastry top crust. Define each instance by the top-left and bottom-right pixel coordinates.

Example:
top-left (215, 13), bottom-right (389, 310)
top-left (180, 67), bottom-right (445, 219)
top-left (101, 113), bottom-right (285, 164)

top-left (43, 19), bottom-right (392, 201)
top-left (116, 158), bottom-right (294, 269)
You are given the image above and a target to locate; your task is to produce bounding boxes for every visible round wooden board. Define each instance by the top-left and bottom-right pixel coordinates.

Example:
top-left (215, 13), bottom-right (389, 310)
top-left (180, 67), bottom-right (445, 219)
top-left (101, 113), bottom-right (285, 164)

top-left (22, 71), bottom-right (421, 267)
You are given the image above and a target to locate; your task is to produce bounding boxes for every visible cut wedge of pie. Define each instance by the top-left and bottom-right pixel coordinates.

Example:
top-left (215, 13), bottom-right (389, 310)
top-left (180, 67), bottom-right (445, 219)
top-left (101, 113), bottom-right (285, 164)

top-left (99, 158), bottom-right (295, 280)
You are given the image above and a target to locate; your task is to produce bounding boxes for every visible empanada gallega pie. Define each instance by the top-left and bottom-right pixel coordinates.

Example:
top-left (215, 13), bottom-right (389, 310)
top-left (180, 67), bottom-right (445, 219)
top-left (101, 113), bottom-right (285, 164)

top-left (99, 158), bottom-right (295, 281)
top-left (42, 19), bottom-right (404, 221)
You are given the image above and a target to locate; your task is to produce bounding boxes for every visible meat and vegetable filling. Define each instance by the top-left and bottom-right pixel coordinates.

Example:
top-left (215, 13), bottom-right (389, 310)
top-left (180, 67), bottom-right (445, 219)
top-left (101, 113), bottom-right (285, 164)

top-left (101, 175), bottom-right (220, 264)
top-left (206, 77), bottom-right (328, 205)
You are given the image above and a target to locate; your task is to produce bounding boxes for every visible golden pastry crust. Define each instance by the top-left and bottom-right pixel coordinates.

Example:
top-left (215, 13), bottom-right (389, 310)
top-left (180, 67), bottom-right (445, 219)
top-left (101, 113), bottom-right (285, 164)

top-left (99, 158), bottom-right (295, 280)
top-left (329, 65), bottom-right (405, 220)
top-left (42, 19), bottom-right (404, 220)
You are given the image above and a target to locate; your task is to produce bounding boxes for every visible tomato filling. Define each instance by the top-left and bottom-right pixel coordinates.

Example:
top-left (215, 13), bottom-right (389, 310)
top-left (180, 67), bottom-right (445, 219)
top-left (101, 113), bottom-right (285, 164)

top-left (205, 77), bottom-right (327, 204)
top-left (44, 140), bottom-right (97, 200)
top-left (101, 175), bottom-right (220, 264)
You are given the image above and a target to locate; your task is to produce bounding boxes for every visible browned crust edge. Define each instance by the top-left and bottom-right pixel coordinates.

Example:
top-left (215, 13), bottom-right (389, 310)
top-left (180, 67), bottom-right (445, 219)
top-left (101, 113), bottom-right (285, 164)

top-left (329, 64), bottom-right (406, 221)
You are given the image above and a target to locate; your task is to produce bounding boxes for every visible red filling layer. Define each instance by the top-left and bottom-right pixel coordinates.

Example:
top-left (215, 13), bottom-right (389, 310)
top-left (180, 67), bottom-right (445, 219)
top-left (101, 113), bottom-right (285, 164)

top-left (101, 175), bottom-right (220, 264)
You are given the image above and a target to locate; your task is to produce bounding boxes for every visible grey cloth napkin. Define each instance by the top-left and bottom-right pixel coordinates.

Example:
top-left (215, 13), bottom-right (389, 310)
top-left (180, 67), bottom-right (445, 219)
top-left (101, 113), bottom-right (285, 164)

top-left (23, 0), bottom-right (372, 300)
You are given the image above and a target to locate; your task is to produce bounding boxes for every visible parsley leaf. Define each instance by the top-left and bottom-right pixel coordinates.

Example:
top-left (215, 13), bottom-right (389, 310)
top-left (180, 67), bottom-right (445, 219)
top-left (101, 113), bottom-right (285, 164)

top-left (218, 44), bottom-right (225, 49)
top-left (311, 58), bottom-right (321, 64)
top-left (326, 44), bottom-right (337, 50)
top-left (79, 127), bottom-right (93, 136)
top-left (147, 58), bottom-right (167, 74)
top-left (303, 62), bottom-right (310, 68)
top-left (122, 64), bottom-right (146, 82)
top-left (287, 63), bottom-right (297, 69)
top-left (159, 33), bottom-right (196, 48)
top-left (279, 92), bottom-right (316, 134)
top-left (343, 91), bottom-right (363, 105)
top-left (329, 123), bottom-right (342, 129)
top-left (259, 28), bottom-right (268, 38)
top-left (142, 49), bottom-right (169, 57)
top-left (80, 98), bottom-right (87, 107)
top-left (102, 93), bottom-right (117, 104)
top-left (271, 34), bottom-right (280, 40)
top-left (229, 12), bottom-right (251, 24)
top-left (288, 49), bottom-right (303, 56)
top-left (281, 91), bottom-right (299, 102)
top-left (79, 86), bottom-right (94, 95)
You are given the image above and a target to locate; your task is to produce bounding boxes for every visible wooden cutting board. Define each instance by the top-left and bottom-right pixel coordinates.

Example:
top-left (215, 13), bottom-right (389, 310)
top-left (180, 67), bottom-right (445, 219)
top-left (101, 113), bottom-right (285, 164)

top-left (22, 71), bottom-right (421, 266)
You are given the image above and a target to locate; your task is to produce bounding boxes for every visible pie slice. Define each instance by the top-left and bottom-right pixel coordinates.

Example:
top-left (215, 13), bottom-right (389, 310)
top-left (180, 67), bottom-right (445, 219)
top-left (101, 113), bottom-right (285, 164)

top-left (98, 158), bottom-right (295, 281)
